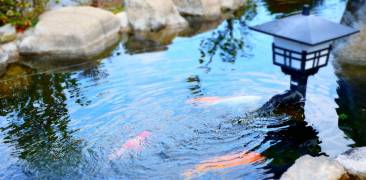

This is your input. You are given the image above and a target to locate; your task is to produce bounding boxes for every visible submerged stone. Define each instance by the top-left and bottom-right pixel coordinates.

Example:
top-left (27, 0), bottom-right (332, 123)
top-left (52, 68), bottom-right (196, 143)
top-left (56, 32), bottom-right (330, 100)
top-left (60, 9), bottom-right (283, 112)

top-left (0, 64), bottom-right (33, 95)
top-left (336, 147), bottom-right (366, 179)
top-left (280, 155), bottom-right (348, 180)
top-left (18, 6), bottom-right (121, 61)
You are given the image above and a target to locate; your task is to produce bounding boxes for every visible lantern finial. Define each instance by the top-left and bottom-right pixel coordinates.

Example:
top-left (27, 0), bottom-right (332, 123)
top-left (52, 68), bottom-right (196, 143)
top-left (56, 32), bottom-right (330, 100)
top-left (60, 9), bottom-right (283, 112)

top-left (302, 5), bottom-right (310, 16)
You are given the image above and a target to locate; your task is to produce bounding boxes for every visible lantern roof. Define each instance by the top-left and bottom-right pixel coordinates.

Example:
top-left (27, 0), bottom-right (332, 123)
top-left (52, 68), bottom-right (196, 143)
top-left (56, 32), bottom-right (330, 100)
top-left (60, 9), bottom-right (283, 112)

top-left (250, 9), bottom-right (359, 46)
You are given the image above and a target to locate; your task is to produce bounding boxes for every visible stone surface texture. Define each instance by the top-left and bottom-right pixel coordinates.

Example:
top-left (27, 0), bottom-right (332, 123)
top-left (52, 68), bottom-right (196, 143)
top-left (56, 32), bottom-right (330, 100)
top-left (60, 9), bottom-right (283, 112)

top-left (172, 0), bottom-right (221, 19)
top-left (0, 41), bottom-right (19, 66)
top-left (171, 0), bottom-right (246, 19)
top-left (125, 0), bottom-right (188, 31)
top-left (280, 155), bottom-right (348, 180)
top-left (18, 6), bottom-right (121, 60)
top-left (220, 0), bottom-right (246, 10)
top-left (116, 12), bottom-right (130, 33)
top-left (0, 24), bottom-right (17, 44)
top-left (336, 147), bottom-right (366, 179)
top-left (334, 0), bottom-right (366, 65)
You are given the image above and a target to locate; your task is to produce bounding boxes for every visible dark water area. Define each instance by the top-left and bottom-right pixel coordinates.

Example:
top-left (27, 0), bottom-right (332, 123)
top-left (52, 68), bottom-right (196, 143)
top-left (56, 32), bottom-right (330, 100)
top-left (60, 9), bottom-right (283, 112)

top-left (0, 0), bottom-right (365, 179)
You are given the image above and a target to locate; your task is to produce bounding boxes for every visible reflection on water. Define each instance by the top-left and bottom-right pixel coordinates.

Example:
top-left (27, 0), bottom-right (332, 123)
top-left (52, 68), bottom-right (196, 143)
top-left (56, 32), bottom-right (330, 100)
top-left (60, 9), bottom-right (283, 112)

top-left (0, 64), bottom-right (97, 178)
top-left (0, 0), bottom-right (364, 179)
top-left (198, 3), bottom-right (257, 69)
top-left (336, 64), bottom-right (366, 147)
top-left (263, 0), bottom-right (324, 15)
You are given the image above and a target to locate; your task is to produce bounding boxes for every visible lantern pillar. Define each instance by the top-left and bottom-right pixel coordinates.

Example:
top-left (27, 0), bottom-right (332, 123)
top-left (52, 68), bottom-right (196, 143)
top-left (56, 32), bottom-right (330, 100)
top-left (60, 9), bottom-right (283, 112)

top-left (290, 74), bottom-right (308, 98)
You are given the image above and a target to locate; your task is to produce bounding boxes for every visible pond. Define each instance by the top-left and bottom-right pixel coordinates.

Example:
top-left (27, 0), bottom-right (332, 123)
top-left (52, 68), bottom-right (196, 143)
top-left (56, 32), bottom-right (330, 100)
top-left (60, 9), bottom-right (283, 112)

top-left (0, 0), bottom-right (364, 179)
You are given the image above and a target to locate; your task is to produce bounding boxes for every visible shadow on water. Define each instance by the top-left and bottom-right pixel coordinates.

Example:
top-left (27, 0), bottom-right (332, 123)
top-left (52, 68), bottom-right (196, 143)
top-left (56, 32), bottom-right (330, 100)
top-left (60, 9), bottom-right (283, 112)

top-left (0, 62), bottom-right (107, 178)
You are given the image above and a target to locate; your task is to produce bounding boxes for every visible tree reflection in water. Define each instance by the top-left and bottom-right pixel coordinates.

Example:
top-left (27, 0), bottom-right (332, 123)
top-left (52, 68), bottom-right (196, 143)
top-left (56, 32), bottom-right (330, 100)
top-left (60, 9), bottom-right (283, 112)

top-left (186, 75), bottom-right (204, 96)
top-left (198, 2), bottom-right (257, 70)
top-left (0, 64), bottom-right (93, 178)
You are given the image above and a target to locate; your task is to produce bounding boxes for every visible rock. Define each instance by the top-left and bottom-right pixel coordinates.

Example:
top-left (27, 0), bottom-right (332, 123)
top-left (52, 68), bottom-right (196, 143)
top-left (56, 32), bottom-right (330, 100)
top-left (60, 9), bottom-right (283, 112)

top-left (1, 42), bottom-right (19, 64)
top-left (0, 24), bottom-right (17, 44)
top-left (0, 41), bottom-right (19, 75)
top-left (334, 28), bottom-right (366, 66)
top-left (125, 0), bottom-right (188, 31)
top-left (172, 0), bottom-right (221, 19)
top-left (116, 12), bottom-right (130, 33)
top-left (0, 49), bottom-right (7, 65)
top-left (336, 147), bottom-right (366, 179)
top-left (280, 155), bottom-right (349, 180)
top-left (220, 0), bottom-right (246, 11)
top-left (334, 0), bottom-right (366, 65)
top-left (18, 6), bottom-right (121, 61)
top-left (171, 0), bottom-right (246, 19)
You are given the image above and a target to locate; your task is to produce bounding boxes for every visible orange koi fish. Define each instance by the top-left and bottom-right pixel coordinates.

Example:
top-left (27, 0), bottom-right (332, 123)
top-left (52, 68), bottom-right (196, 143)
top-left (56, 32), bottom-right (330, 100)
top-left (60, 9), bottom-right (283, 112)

top-left (187, 96), bottom-right (262, 105)
top-left (108, 131), bottom-right (151, 160)
top-left (183, 151), bottom-right (265, 179)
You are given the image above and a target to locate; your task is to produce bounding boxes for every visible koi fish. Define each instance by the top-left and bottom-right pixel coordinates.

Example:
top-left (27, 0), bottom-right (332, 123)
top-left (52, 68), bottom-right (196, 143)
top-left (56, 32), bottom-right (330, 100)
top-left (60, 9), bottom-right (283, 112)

top-left (108, 131), bottom-right (151, 160)
top-left (183, 151), bottom-right (265, 179)
top-left (187, 96), bottom-right (262, 105)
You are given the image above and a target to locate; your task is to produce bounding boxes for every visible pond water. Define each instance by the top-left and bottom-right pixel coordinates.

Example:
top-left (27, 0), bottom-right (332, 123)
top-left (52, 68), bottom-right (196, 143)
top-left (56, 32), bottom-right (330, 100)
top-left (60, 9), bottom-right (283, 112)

top-left (0, 0), bottom-right (364, 179)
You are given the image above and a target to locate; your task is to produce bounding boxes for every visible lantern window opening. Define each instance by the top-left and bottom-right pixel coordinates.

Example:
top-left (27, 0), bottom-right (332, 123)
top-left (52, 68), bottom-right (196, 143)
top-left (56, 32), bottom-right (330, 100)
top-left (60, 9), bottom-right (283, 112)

top-left (272, 43), bottom-right (332, 72)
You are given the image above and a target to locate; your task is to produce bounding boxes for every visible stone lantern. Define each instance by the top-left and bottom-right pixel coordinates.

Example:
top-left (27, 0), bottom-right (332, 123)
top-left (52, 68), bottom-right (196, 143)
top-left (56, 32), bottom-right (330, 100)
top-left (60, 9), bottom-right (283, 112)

top-left (250, 5), bottom-right (359, 96)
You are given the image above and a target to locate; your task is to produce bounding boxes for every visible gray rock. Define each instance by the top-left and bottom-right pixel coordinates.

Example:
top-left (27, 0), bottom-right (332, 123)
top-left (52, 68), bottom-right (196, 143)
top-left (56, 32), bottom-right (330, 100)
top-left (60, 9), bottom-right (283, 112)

top-left (116, 12), bottom-right (130, 33)
top-left (336, 147), bottom-right (366, 179)
top-left (280, 155), bottom-right (349, 180)
top-left (0, 24), bottom-right (16, 44)
top-left (0, 41), bottom-right (19, 66)
top-left (172, 0), bottom-right (222, 19)
top-left (172, 0), bottom-right (246, 19)
top-left (0, 41), bottom-right (19, 76)
top-left (0, 49), bottom-right (7, 65)
top-left (220, 0), bottom-right (247, 11)
top-left (334, 0), bottom-right (366, 65)
top-left (126, 0), bottom-right (188, 31)
top-left (18, 6), bottom-right (121, 61)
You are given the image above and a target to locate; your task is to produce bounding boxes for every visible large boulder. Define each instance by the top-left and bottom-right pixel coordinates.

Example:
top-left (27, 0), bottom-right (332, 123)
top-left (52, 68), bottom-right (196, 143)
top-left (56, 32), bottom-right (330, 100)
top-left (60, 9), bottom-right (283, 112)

top-left (336, 147), bottom-right (366, 179)
top-left (0, 24), bottom-right (16, 44)
top-left (125, 0), bottom-right (188, 31)
top-left (280, 155), bottom-right (349, 180)
top-left (18, 6), bottom-right (121, 61)
top-left (333, 0), bottom-right (366, 65)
